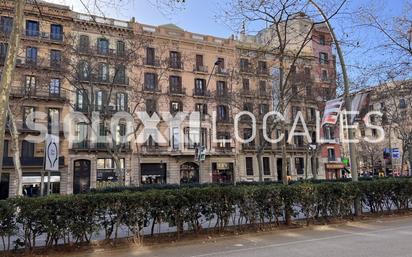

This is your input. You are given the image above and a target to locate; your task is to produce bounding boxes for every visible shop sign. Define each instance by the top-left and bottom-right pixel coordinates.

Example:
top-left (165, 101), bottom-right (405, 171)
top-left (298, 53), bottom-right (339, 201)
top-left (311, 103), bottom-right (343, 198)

top-left (325, 163), bottom-right (345, 169)
top-left (217, 162), bottom-right (229, 170)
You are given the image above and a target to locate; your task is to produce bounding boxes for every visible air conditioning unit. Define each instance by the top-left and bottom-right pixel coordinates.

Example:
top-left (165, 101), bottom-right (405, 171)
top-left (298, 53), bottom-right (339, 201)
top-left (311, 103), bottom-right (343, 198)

top-left (16, 58), bottom-right (24, 65)
top-left (41, 32), bottom-right (48, 39)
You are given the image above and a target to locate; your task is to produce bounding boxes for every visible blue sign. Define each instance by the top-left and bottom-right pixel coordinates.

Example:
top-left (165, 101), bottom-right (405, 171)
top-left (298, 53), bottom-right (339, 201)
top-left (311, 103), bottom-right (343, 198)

top-left (392, 148), bottom-right (400, 159)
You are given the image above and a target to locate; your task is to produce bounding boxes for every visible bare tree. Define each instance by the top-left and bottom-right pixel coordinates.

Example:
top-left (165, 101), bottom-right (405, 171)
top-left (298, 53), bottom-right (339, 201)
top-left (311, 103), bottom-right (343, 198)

top-left (358, 140), bottom-right (384, 175)
top-left (0, 0), bottom-right (25, 175)
top-left (221, 0), bottom-right (345, 186)
top-left (375, 80), bottom-right (412, 175)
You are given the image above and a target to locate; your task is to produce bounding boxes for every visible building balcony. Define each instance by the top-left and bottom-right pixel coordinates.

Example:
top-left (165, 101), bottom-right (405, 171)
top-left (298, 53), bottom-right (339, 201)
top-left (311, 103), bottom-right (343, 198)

top-left (215, 146), bottom-right (235, 154)
top-left (113, 76), bottom-right (129, 85)
top-left (10, 86), bottom-right (68, 101)
top-left (78, 75), bottom-right (129, 86)
top-left (242, 143), bottom-right (256, 151)
top-left (168, 61), bottom-right (184, 70)
top-left (75, 104), bottom-right (130, 114)
top-left (168, 87), bottom-right (186, 96)
top-left (141, 145), bottom-right (169, 154)
top-left (193, 90), bottom-right (211, 98)
top-left (215, 67), bottom-right (229, 76)
top-left (193, 65), bottom-right (209, 74)
top-left (216, 117), bottom-right (233, 124)
top-left (286, 144), bottom-right (307, 151)
top-left (2, 156), bottom-right (65, 168)
top-left (327, 157), bottom-right (337, 162)
top-left (215, 92), bottom-right (230, 100)
top-left (71, 141), bottom-right (131, 152)
top-left (321, 77), bottom-right (333, 84)
top-left (240, 66), bottom-right (253, 74)
top-left (23, 30), bottom-right (65, 43)
top-left (12, 57), bottom-right (63, 71)
top-left (5, 120), bottom-right (65, 133)
top-left (240, 89), bottom-right (255, 97)
top-left (319, 59), bottom-right (330, 65)
top-left (257, 68), bottom-right (269, 76)
top-left (143, 86), bottom-right (162, 94)
top-left (145, 58), bottom-right (161, 67)
top-left (76, 46), bottom-right (125, 59)
top-left (239, 115), bottom-right (253, 123)
top-left (258, 90), bottom-right (272, 98)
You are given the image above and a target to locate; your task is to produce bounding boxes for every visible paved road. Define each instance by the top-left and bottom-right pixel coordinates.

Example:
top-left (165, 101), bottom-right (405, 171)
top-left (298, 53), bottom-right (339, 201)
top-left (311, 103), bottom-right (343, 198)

top-left (62, 216), bottom-right (412, 257)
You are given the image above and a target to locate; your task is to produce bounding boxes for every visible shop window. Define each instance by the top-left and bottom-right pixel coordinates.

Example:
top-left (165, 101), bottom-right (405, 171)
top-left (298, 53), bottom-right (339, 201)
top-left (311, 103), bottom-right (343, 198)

top-left (141, 163), bottom-right (166, 185)
top-left (212, 162), bottom-right (233, 183)
top-left (97, 158), bottom-right (125, 186)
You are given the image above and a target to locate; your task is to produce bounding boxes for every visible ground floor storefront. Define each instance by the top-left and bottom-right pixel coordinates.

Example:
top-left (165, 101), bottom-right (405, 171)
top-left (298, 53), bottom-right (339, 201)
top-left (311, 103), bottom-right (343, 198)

top-left (324, 163), bottom-right (346, 180)
top-left (2, 153), bottom-right (328, 198)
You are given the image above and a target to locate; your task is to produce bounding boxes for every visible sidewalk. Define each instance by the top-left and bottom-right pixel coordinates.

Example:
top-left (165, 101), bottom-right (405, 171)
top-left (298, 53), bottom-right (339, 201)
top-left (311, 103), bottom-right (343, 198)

top-left (24, 214), bottom-right (412, 257)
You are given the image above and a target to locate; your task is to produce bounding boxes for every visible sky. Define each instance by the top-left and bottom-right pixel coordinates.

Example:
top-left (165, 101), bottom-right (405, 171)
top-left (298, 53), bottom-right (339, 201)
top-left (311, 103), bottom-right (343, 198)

top-left (48, 0), bottom-right (235, 38)
top-left (46, 0), bottom-right (407, 38)
top-left (47, 0), bottom-right (410, 86)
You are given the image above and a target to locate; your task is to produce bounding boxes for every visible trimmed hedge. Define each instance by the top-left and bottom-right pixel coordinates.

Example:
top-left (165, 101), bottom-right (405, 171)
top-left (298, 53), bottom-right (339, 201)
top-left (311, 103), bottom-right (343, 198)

top-left (1, 178), bottom-right (412, 251)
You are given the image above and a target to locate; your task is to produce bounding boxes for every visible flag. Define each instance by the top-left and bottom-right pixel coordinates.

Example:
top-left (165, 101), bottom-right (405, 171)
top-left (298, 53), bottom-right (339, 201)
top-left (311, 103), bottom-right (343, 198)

top-left (322, 98), bottom-right (343, 126)
top-left (350, 92), bottom-right (369, 123)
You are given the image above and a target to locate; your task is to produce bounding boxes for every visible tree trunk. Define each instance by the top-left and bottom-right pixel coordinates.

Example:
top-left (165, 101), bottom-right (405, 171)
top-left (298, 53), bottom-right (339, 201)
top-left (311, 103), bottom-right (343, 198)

top-left (304, 149), bottom-right (308, 180)
top-left (112, 153), bottom-right (124, 185)
top-left (408, 145), bottom-right (412, 176)
top-left (278, 56), bottom-right (289, 186)
top-left (400, 149), bottom-right (405, 176)
top-left (7, 106), bottom-right (22, 196)
top-left (257, 150), bottom-right (263, 182)
top-left (311, 151), bottom-right (317, 180)
top-left (0, 0), bottom-right (25, 175)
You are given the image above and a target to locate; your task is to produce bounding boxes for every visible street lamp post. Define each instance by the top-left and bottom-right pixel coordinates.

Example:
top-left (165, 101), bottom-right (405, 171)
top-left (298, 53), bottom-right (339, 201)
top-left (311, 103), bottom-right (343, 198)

top-left (197, 60), bottom-right (221, 182)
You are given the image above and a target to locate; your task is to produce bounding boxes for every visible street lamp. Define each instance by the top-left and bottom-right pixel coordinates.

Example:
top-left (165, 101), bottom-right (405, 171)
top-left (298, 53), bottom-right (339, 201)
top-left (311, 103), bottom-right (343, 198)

top-left (197, 60), bottom-right (222, 181)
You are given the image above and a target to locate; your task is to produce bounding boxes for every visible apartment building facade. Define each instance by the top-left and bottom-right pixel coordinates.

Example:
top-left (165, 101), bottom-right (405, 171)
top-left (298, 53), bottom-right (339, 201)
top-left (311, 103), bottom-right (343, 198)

top-left (66, 12), bottom-right (135, 194)
top-left (0, 1), bottom-right (339, 198)
top-left (0, 0), bottom-right (72, 198)
top-left (351, 81), bottom-right (412, 177)
top-left (311, 24), bottom-right (343, 180)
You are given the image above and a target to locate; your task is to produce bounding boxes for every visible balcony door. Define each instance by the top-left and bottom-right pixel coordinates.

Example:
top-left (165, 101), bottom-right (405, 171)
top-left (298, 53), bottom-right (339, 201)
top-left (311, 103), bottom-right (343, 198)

top-left (73, 160), bottom-right (91, 194)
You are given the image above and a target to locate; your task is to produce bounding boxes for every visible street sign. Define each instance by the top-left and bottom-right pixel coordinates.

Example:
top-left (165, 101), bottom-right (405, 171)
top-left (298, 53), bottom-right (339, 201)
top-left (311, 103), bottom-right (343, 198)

top-left (392, 148), bottom-right (401, 159)
top-left (199, 146), bottom-right (206, 161)
top-left (384, 148), bottom-right (401, 159)
top-left (195, 145), bottom-right (206, 161)
top-left (44, 134), bottom-right (59, 171)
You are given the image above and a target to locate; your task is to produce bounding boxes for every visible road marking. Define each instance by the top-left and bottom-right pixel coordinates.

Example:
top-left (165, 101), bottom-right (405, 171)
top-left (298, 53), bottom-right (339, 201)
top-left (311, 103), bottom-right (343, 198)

top-left (191, 224), bottom-right (412, 257)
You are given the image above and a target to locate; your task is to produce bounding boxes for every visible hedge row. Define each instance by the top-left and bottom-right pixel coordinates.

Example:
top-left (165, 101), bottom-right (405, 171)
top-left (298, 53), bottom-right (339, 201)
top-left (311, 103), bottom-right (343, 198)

top-left (1, 179), bottom-right (412, 251)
